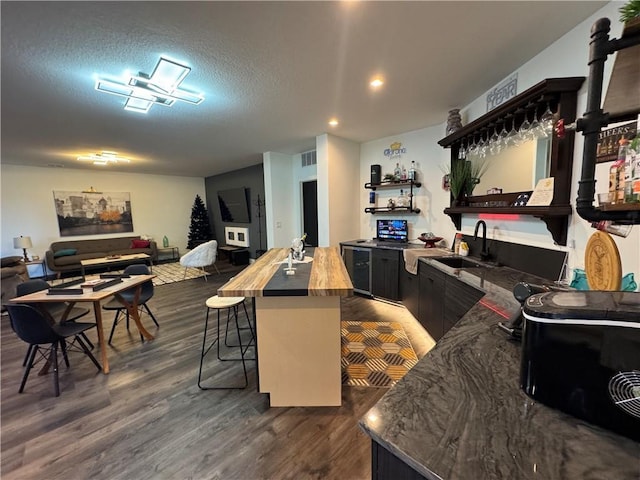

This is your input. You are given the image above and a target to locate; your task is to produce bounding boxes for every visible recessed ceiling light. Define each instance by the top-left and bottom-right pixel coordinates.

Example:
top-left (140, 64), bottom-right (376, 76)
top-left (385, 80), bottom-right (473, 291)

top-left (370, 77), bottom-right (384, 89)
top-left (95, 56), bottom-right (204, 113)
top-left (328, 118), bottom-right (339, 127)
top-left (77, 151), bottom-right (131, 166)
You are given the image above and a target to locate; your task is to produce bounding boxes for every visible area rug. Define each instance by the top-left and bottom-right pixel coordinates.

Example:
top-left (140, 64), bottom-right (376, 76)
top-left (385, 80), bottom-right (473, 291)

top-left (341, 320), bottom-right (418, 388)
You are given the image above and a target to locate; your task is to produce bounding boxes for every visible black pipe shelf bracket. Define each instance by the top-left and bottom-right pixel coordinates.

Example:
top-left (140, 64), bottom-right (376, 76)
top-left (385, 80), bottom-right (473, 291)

top-left (575, 17), bottom-right (640, 225)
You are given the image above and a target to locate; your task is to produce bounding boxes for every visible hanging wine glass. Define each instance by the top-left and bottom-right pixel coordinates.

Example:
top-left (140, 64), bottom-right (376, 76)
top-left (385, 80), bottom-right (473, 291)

top-left (489, 122), bottom-right (502, 155)
top-left (458, 139), bottom-right (467, 160)
top-left (477, 129), bottom-right (488, 159)
top-left (467, 134), bottom-right (478, 159)
top-left (528, 104), bottom-right (541, 141)
top-left (516, 107), bottom-right (532, 146)
top-left (498, 116), bottom-right (510, 150)
top-left (505, 115), bottom-right (519, 148)
top-left (539, 101), bottom-right (555, 137)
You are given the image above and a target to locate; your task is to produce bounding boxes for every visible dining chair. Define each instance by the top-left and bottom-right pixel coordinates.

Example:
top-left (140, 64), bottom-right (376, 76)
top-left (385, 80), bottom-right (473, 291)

top-left (102, 263), bottom-right (158, 344)
top-left (5, 304), bottom-right (102, 397)
top-left (16, 279), bottom-right (94, 366)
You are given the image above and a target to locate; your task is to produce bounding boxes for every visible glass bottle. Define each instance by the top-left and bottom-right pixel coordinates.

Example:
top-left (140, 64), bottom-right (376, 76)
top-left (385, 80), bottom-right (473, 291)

top-left (397, 189), bottom-right (408, 207)
top-left (393, 163), bottom-right (401, 180)
top-left (409, 161), bottom-right (417, 181)
top-left (401, 166), bottom-right (407, 181)
top-left (616, 138), bottom-right (629, 204)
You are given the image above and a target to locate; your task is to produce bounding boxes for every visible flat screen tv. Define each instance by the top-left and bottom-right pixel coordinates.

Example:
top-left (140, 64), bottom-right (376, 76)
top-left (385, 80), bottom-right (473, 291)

top-left (218, 187), bottom-right (251, 223)
top-left (376, 219), bottom-right (408, 242)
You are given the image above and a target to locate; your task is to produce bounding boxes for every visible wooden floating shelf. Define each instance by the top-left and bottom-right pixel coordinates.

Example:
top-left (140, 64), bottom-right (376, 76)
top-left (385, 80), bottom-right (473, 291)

top-left (365, 207), bottom-right (421, 214)
top-left (365, 180), bottom-right (421, 190)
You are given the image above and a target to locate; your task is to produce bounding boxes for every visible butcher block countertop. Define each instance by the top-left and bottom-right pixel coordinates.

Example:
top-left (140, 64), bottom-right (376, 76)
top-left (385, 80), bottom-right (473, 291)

top-left (218, 246), bottom-right (353, 298)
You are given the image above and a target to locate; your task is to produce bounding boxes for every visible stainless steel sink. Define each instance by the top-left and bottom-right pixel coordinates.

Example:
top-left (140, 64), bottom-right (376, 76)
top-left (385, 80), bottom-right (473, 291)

top-left (432, 257), bottom-right (489, 269)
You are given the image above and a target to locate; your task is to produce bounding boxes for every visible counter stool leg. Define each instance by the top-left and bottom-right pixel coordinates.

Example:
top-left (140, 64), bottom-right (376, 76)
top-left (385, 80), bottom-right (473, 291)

top-left (197, 306), bottom-right (248, 390)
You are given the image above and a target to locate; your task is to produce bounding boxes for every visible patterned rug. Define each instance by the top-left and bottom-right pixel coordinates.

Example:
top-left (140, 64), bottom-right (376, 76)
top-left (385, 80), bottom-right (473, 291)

top-left (341, 320), bottom-right (418, 388)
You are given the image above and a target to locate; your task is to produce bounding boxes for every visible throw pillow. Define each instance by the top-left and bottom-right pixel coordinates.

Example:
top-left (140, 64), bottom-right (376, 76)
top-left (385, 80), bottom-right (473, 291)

top-left (131, 239), bottom-right (151, 249)
top-left (53, 248), bottom-right (77, 258)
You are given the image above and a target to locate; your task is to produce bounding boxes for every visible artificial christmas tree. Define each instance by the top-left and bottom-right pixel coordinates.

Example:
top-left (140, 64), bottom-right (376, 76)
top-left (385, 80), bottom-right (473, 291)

top-left (187, 194), bottom-right (213, 249)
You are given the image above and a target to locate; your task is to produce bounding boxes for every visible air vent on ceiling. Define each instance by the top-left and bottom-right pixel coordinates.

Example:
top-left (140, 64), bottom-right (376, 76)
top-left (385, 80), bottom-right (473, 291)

top-left (47, 163), bottom-right (65, 168)
top-left (301, 150), bottom-right (317, 167)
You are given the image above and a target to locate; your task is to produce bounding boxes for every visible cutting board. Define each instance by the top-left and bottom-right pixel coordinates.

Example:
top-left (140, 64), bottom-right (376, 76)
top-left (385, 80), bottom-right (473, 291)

top-left (584, 230), bottom-right (622, 291)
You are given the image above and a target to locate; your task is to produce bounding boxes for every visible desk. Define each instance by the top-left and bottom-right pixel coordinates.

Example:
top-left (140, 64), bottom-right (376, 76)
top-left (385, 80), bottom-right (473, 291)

top-left (218, 247), bottom-right (353, 406)
top-left (9, 274), bottom-right (156, 374)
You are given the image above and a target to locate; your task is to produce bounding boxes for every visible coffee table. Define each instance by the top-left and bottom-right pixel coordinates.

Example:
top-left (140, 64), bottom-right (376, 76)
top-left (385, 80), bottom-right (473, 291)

top-left (80, 253), bottom-right (151, 277)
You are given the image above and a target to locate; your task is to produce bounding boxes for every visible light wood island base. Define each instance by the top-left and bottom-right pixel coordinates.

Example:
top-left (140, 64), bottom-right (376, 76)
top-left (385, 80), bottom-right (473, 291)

top-left (256, 296), bottom-right (341, 407)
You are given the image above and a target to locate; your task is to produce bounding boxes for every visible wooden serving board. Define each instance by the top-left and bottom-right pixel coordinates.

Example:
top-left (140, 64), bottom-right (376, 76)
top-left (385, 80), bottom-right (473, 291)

top-left (584, 230), bottom-right (622, 291)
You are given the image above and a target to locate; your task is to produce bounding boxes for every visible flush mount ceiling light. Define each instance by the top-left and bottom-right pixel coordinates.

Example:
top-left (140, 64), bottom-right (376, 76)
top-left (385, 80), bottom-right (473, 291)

top-left (95, 56), bottom-right (204, 113)
top-left (328, 118), bottom-right (339, 127)
top-left (77, 151), bottom-right (131, 166)
top-left (370, 76), bottom-right (384, 89)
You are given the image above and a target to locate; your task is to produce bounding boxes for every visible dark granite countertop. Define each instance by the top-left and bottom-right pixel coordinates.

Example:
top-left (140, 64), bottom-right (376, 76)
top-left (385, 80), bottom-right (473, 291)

top-left (359, 254), bottom-right (640, 480)
top-left (340, 239), bottom-right (426, 250)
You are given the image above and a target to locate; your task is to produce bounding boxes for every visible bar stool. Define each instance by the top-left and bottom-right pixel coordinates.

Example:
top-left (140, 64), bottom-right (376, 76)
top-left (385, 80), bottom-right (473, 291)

top-left (197, 295), bottom-right (255, 390)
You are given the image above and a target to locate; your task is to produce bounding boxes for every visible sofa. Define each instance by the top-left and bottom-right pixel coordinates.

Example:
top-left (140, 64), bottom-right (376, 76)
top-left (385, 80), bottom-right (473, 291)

top-left (1, 256), bottom-right (28, 310)
top-left (45, 236), bottom-right (158, 275)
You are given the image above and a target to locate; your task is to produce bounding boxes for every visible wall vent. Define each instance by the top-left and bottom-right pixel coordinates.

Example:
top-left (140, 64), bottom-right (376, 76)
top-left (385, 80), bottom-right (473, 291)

top-left (301, 150), bottom-right (317, 167)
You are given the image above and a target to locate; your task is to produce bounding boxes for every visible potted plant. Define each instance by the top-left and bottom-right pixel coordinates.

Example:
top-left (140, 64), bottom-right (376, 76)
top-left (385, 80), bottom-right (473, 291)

top-left (442, 157), bottom-right (491, 206)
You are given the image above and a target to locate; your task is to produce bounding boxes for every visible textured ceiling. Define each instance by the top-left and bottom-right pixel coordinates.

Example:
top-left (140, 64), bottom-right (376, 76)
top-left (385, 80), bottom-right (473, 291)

top-left (1, 1), bottom-right (607, 178)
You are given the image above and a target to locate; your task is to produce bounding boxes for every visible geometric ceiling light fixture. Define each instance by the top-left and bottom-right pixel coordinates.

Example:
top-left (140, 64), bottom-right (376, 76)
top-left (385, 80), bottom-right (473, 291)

top-left (77, 151), bottom-right (131, 166)
top-left (94, 56), bottom-right (204, 113)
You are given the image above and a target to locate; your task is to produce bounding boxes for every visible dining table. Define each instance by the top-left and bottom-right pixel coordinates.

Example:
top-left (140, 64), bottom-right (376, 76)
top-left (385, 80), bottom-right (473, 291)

top-left (9, 274), bottom-right (156, 374)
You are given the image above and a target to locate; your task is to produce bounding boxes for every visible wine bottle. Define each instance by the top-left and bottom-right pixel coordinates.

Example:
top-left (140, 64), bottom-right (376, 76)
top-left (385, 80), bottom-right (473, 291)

top-left (409, 161), bottom-right (417, 181)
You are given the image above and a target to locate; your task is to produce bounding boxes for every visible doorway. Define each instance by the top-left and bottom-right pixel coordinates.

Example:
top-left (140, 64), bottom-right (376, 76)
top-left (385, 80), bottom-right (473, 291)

top-left (302, 180), bottom-right (318, 246)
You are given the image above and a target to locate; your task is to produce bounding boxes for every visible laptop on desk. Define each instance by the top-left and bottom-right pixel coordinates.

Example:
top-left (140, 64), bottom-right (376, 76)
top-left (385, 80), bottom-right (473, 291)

top-left (375, 219), bottom-right (409, 246)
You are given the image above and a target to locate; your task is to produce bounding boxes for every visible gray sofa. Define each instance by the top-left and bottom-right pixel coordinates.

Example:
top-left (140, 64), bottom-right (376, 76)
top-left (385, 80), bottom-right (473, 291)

top-left (1, 256), bottom-right (28, 310)
top-left (45, 236), bottom-right (158, 275)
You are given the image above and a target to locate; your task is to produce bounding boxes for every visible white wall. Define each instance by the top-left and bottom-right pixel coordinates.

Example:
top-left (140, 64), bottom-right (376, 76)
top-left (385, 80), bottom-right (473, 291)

top-left (0, 164), bottom-right (205, 259)
top-left (321, 134), bottom-right (361, 246)
top-left (358, 1), bottom-right (639, 282)
top-left (263, 151), bottom-right (295, 248)
top-left (359, 125), bottom-right (450, 243)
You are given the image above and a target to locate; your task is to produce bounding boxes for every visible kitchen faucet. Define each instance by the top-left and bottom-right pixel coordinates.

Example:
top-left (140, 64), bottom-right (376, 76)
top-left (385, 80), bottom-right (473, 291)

top-left (474, 220), bottom-right (491, 261)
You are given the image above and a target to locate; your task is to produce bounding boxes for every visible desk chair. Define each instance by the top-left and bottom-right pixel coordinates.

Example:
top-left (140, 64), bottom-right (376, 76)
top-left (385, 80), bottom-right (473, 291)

top-left (6, 304), bottom-right (101, 397)
top-left (198, 295), bottom-right (255, 389)
top-left (102, 264), bottom-right (158, 344)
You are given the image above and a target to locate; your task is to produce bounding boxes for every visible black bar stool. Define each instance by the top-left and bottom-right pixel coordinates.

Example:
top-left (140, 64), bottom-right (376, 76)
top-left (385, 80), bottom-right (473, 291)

top-left (197, 295), bottom-right (255, 390)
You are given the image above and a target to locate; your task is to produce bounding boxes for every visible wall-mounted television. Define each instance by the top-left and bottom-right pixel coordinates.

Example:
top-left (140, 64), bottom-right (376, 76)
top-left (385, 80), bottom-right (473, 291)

top-left (376, 219), bottom-right (408, 243)
top-left (218, 187), bottom-right (250, 223)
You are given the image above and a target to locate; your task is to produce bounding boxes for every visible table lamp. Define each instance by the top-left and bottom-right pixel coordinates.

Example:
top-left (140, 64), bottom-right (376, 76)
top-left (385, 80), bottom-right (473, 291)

top-left (13, 235), bottom-right (33, 262)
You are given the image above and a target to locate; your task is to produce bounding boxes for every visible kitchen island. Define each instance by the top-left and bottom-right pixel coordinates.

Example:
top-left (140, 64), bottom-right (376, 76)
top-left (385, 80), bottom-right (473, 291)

top-left (360, 253), bottom-right (640, 479)
top-left (218, 247), bottom-right (352, 407)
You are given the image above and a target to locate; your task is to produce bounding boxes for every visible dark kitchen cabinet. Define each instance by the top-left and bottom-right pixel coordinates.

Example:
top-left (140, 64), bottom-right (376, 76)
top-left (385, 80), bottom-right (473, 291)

top-left (372, 440), bottom-right (427, 480)
top-left (418, 263), bottom-right (446, 341)
top-left (372, 248), bottom-right (401, 301)
top-left (443, 277), bottom-right (485, 333)
top-left (418, 262), bottom-right (484, 341)
top-left (400, 268), bottom-right (419, 319)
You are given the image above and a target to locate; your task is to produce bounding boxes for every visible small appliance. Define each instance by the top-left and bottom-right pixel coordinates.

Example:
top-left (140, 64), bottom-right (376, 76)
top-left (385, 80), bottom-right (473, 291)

top-left (370, 164), bottom-right (381, 185)
top-left (521, 290), bottom-right (640, 441)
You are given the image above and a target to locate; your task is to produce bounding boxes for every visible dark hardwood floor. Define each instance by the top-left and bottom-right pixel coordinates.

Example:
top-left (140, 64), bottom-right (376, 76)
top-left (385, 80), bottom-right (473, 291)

top-left (1, 260), bottom-right (434, 480)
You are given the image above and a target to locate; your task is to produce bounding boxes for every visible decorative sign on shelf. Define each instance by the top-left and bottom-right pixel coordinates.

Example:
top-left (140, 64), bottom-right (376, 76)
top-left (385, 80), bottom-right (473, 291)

top-left (486, 73), bottom-right (518, 112)
top-left (596, 120), bottom-right (637, 164)
top-left (383, 141), bottom-right (406, 160)
top-left (527, 177), bottom-right (555, 206)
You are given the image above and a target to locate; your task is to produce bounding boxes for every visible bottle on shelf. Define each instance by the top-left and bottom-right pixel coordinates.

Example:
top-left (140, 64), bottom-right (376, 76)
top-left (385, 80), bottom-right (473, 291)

top-left (393, 163), bottom-right (401, 180)
top-left (632, 135), bottom-right (640, 202)
top-left (616, 138), bottom-right (629, 204)
top-left (591, 220), bottom-right (633, 238)
top-left (454, 233), bottom-right (463, 255)
top-left (397, 189), bottom-right (409, 208)
top-left (369, 191), bottom-right (376, 204)
top-left (409, 161), bottom-right (417, 181)
top-left (401, 166), bottom-right (408, 181)
top-left (623, 137), bottom-right (635, 203)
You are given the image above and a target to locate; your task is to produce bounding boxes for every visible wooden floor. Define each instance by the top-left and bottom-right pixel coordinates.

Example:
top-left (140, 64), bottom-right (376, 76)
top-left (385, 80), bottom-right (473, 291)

top-left (0, 260), bottom-right (434, 480)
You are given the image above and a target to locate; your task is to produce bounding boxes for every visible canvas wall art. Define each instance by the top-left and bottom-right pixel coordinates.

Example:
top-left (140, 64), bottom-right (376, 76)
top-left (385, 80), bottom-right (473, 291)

top-left (53, 190), bottom-right (134, 237)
